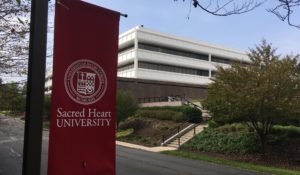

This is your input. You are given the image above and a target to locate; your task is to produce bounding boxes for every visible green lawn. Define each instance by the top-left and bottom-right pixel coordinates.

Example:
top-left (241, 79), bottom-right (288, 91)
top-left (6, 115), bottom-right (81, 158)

top-left (116, 128), bottom-right (134, 139)
top-left (162, 150), bottom-right (300, 175)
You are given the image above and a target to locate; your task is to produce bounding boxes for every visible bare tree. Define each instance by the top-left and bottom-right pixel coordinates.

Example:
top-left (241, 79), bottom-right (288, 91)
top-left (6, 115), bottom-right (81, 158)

top-left (0, 0), bottom-right (30, 75)
top-left (175, 0), bottom-right (264, 16)
top-left (268, 0), bottom-right (300, 29)
top-left (175, 0), bottom-right (300, 29)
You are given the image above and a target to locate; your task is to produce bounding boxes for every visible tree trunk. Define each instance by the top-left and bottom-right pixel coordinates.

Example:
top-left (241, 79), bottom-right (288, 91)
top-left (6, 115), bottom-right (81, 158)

top-left (258, 132), bottom-right (267, 157)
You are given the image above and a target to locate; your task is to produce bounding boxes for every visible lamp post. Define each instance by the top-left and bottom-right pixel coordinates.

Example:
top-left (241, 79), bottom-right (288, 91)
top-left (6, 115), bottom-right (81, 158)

top-left (22, 0), bottom-right (48, 174)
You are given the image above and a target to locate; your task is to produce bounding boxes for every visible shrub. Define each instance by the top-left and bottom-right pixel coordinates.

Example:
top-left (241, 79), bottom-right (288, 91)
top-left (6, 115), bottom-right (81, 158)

top-left (43, 95), bottom-right (51, 120)
top-left (172, 113), bottom-right (185, 122)
top-left (119, 118), bottom-right (147, 131)
top-left (216, 123), bottom-right (250, 133)
top-left (136, 105), bottom-right (203, 123)
top-left (135, 109), bottom-right (185, 122)
top-left (183, 107), bottom-right (202, 123)
top-left (274, 115), bottom-right (300, 127)
top-left (116, 90), bottom-right (138, 129)
top-left (267, 134), bottom-right (288, 145)
top-left (139, 106), bottom-right (187, 112)
top-left (208, 119), bottom-right (219, 128)
top-left (182, 128), bottom-right (261, 154)
top-left (216, 124), bottom-right (232, 132)
top-left (270, 125), bottom-right (300, 140)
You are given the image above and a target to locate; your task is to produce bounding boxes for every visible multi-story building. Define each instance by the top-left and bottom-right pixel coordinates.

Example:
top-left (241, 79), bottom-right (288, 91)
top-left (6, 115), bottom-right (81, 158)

top-left (117, 26), bottom-right (249, 85)
top-left (45, 26), bottom-right (250, 102)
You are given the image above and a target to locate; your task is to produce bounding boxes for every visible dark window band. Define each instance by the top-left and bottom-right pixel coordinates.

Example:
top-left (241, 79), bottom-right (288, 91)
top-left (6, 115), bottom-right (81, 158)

top-left (138, 43), bottom-right (209, 61)
top-left (119, 44), bottom-right (134, 54)
top-left (211, 55), bottom-right (250, 66)
top-left (138, 61), bottom-right (209, 77)
top-left (118, 63), bottom-right (134, 72)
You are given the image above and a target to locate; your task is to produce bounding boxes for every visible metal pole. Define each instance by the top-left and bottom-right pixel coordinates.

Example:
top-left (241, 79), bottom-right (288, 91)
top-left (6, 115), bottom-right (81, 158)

top-left (22, 0), bottom-right (48, 174)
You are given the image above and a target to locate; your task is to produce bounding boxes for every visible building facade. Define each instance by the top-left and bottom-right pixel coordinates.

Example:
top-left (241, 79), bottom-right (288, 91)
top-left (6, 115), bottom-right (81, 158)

top-left (117, 26), bottom-right (250, 86)
top-left (45, 26), bottom-right (250, 102)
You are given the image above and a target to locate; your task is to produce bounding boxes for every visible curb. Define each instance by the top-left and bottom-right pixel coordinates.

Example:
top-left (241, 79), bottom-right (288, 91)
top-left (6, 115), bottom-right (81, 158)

top-left (116, 141), bottom-right (177, 152)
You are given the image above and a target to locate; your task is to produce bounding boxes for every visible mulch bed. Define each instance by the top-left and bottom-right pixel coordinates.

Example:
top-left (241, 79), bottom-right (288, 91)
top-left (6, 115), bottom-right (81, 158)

top-left (118, 118), bottom-right (190, 147)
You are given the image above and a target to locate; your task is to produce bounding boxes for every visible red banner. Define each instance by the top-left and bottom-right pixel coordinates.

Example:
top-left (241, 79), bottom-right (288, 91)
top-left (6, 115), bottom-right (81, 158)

top-left (48, 0), bottom-right (119, 174)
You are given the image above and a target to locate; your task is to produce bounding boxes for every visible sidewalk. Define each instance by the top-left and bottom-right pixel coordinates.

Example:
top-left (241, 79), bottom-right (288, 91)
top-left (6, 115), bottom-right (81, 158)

top-left (116, 141), bottom-right (177, 152)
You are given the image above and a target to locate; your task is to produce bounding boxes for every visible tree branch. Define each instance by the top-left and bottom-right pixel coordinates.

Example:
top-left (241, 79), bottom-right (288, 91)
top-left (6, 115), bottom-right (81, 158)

top-left (179, 0), bottom-right (264, 16)
top-left (267, 0), bottom-right (300, 29)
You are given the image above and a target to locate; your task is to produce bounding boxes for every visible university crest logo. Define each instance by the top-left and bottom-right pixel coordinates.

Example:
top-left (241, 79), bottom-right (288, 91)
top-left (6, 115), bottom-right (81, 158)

top-left (64, 59), bottom-right (107, 105)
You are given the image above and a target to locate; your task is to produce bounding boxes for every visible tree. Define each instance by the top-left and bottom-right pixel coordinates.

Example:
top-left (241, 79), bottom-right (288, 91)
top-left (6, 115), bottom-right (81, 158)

top-left (202, 40), bottom-right (300, 152)
top-left (116, 90), bottom-right (138, 130)
top-left (0, 0), bottom-right (30, 75)
top-left (43, 94), bottom-right (52, 120)
top-left (0, 81), bottom-right (26, 113)
top-left (175, 0), bottom-right (300, 29)
top-left (183, 106), bottom-right (202, 123)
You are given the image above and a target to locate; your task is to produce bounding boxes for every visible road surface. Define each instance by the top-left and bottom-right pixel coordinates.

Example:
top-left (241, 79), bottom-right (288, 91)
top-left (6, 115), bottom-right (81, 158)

top-left (0, 115), bottom-right (267, 175)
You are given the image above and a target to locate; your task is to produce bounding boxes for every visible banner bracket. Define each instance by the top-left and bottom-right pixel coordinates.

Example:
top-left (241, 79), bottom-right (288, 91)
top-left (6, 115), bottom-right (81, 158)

top-left (120, 13), bottom-right (128, 18)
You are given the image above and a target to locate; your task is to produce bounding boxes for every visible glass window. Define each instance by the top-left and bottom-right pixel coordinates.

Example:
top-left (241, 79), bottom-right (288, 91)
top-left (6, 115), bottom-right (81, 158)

top-left (138, 61), bottom-right (209, 77)
top-left (138, 43), bottom-right (209, 61)
top-left (211, 55), bottom-right (250, 66)
top-left (119, 44), bottom-right (134, 54)
top-left (118, 63), bottom-right (134, 72)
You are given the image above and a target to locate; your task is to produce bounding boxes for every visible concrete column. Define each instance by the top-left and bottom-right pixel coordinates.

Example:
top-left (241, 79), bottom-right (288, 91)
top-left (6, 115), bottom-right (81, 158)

top-left (208, 53), bottom-right (212, 77)
top-left (133, 30), bottom-right (139, 78)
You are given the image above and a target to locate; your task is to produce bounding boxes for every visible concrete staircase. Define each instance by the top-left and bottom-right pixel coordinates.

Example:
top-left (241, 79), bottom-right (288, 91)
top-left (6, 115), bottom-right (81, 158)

top-left (164, 124), bottom-right (207, 148)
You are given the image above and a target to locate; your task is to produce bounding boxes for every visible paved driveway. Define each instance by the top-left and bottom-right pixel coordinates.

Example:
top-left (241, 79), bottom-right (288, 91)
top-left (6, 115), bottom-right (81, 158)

top-left (0, 116), bottom-right (268, 175)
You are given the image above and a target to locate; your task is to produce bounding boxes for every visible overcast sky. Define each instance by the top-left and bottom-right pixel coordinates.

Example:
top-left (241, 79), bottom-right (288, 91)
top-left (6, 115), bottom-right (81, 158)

top-left (87, 0), bottom-right (300, 55)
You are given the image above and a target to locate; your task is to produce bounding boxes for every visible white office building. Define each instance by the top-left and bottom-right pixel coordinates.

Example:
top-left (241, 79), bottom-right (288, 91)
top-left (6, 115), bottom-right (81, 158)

top-left (45, 26), bottom-right (250, 99)
top-left (117, 26), bottom-right (250, 86)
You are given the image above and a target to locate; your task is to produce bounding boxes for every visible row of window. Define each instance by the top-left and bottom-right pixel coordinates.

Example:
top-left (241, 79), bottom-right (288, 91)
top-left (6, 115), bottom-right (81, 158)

top-left (118, 42), bottom-right (250, 66)
top-left (138, 61), bottom-right (209, 77)
top-left (138, 43), bottom-right (209, 61)
top-left (138, 43), bottom-right (251, 66)
top-left (118, 63), bottom-right (134, 72)
top-left (211, 56), bottom-right (231, 64)
top-left (117, 61), bottom-right (211, 77)
top-left (119, 44), bottom-right (134, 54)
top-left (211, 56), bottom-right (250, 66)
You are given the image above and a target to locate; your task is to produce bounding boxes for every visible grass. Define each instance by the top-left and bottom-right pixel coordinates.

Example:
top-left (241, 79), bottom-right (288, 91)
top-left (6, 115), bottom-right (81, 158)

top-left (43, 121), bottom-right (50, 129)
top-left (116, 128), bottom-right (134, 139)
top-left (0, 111), bottom-right (23, 118)
top-left (273, 125), bottom-right (300, 134)
top-left (162, 150), bottom-right (300, 175)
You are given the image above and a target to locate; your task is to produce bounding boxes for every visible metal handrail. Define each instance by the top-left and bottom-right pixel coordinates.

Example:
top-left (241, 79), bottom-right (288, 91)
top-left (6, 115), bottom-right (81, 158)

top-left (182, 98), bottom-right (203, 110)
top-left (161, 123), bottom-right (199, 146)
top-left (182, 98), bottom-right (212, 121)
top-left (162, 122), bottom-right (189, 143)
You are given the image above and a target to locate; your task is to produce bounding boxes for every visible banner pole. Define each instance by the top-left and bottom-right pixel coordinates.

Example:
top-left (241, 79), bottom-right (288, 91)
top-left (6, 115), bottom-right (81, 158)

top-left (22, 0), bottom-right (48, 174)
